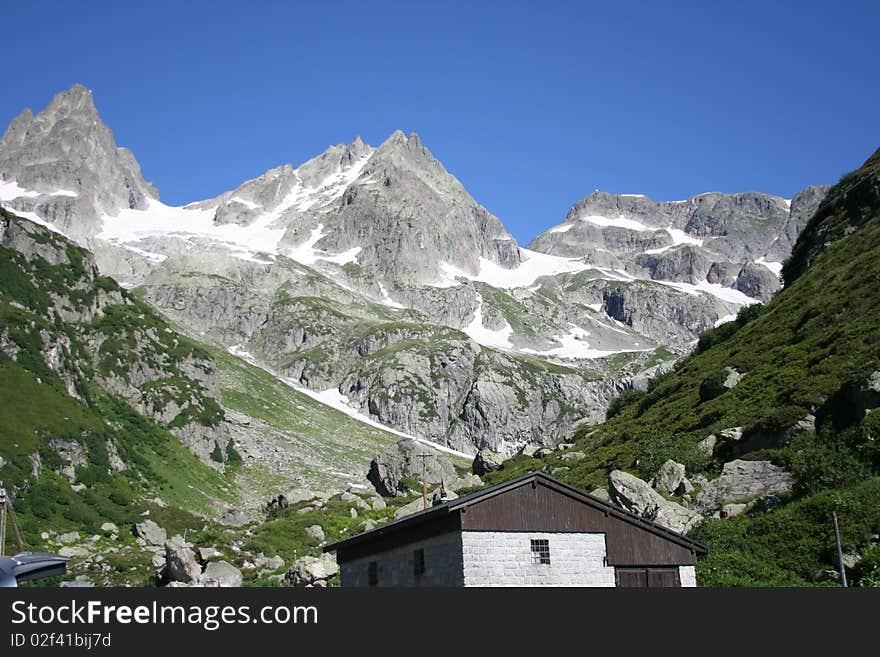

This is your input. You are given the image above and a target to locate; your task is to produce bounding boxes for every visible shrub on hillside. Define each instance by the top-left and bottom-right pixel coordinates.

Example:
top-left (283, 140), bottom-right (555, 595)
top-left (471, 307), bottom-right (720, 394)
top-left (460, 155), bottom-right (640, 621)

top-left (605, 389), bottom-right (646, 420)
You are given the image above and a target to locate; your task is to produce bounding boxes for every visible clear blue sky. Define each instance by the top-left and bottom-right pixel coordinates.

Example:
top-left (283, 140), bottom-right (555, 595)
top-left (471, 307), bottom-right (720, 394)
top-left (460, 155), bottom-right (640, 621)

top-left (2, 0), bottom-right (878, 244)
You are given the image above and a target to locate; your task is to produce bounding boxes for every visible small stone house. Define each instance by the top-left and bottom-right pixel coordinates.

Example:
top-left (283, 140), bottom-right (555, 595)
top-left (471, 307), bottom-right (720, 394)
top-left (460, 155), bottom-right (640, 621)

top-left (324, 472), bottom-right (707, 587)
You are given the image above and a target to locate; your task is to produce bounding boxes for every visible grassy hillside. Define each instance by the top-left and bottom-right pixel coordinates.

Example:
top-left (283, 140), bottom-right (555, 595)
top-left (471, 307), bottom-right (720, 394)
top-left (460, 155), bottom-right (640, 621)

top-left (477, 148), bottom-right (880, 586)
top-left (0, 208), bottom-right (235, 558)
top-left (209, 346), bottom-right (403, 497)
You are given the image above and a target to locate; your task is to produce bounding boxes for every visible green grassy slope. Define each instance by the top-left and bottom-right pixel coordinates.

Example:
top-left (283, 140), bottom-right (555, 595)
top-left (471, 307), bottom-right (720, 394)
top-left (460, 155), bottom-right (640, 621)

top-left (0, 208), bottom-right (234, 557)
top-left (477, 148), bottom-right (880, 586)
top-left (209, 346), bottom-right (404, 496)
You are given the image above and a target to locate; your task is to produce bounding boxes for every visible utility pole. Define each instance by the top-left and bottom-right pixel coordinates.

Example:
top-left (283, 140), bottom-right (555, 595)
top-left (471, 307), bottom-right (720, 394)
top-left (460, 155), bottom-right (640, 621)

top-left (416, 454), bottom-right (429, 510)
top-left (833, 511), bottom-right (848, 588)
top-left (0, 481), bottom-right (24, 558)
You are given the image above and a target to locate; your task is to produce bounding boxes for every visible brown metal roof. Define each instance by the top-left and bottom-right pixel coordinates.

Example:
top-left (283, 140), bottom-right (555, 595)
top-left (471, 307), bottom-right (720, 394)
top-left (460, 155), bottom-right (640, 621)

top-left (324, 471), bottom-right (708, 555)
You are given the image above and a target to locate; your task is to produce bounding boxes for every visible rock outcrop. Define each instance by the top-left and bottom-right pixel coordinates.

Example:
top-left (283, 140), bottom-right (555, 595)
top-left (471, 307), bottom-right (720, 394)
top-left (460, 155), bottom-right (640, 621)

top-left (694, 460), bottom-right (794, 512)
top-left (609, 470), bottom-right (702, 534)
top-left (287, 554), bottom-right (339, 587)
top-left (367, 438), bottom-right (457, 497)
top-left (651, 460), bottom-right (687, 495)
top-left (472, 448), bottom-right (505, 475)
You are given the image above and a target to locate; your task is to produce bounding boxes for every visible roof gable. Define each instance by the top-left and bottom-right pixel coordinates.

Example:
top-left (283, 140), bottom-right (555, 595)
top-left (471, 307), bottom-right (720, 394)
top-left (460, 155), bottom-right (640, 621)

top-left (324, 471), bottom-right (707, 557)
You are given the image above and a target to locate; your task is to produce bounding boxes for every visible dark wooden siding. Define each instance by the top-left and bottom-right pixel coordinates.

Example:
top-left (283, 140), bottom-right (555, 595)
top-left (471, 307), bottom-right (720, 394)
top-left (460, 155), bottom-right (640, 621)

top-left (460, 480), bottom-right (697, 567)
top-left (603, 517), bottom-right (696, 566)
top-left (459, 479), bottom-right (609, 532)
top-left (336, 513), bottom-right (461, 563)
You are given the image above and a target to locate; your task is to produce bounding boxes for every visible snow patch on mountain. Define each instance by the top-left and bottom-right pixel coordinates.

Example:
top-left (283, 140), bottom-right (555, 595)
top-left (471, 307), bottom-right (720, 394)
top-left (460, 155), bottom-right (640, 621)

top-left (658, 279), bottom-right (759, 305)
top-left (378, 283), bottom-right (405, 309)
top-left (581, 214), bottom-right (650, 231)
top-left (438, 249), bottom-right (589, 289)
top-left (522, 324), bottom-right (642, 360)
top-left (461, 298), bottom-right (514, 350)
top-left (756, 257), bottom-right (783, 276)
top-left (0, 180), bottom-right (79, 200)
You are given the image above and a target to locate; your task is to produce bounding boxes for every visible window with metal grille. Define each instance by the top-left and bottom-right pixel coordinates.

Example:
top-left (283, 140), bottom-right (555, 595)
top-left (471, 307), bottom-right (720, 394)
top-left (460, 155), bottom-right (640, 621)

top-left (368, 561), bottom-right (378, 586)
top-left (413, 548), bottom-right (425, 576)
top-left (530, 539), bottom-right (551, 565)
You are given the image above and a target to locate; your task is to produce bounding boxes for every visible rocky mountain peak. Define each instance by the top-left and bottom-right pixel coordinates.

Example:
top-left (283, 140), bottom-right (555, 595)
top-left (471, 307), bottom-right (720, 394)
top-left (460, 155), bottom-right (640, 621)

top-left (45, 83), bottom-right (99, 118)
top-left (0, 84), bottom-right (158, 239)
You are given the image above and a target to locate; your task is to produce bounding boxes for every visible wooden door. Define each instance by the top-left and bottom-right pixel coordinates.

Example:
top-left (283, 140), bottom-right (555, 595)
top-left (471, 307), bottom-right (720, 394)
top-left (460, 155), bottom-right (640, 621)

top-left (615, 568), bottom-right (648, 587)
top-left (615, 567), bottom-right (681, 588)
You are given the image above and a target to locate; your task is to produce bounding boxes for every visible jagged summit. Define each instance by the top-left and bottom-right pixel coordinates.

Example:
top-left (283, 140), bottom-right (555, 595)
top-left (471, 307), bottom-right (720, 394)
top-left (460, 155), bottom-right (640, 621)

top-left (44, 82), bottom-right (98, 116)
top-left (0, 83), bottom-right (158, 239)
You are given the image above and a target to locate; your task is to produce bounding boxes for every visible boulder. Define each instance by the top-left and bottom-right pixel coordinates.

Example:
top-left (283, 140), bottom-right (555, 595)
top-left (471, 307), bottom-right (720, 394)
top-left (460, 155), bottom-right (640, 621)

top-left (100, 522), bottom-right (119, 536)
top-left (699, 369), bottom-right (743, 402)
top-left (340, 492), bottom-right (371, 510)
top-left (371, 496), bottom-right (387, 510)
top-left (589, 487), bottom-right (612, 503)
top-left (559, 451), bottom-right (586, 463)
top-left (452, 473), bottom-right (484, 490)
top-left (368, 438), bottom-right (457, 496)
top-left (219, 509), bottom-right (251, 526)
top-left (720, 427), bottom-right (744, 441)
top-left (305, 525), bottom-right (325, 543)
top-left (58, 531), bottom-right (80, 545)
top-left (164, 540), bottom-right (201, 583)
top-left (201, 561), bottom-right (243, 587)
top-left (61, 576), bottom-right (93, 588)
top-left (287, 554), bottom-right (339, 587)
top-left (520, 443), bottom-right (541, 458)
top-left (556, 442), bottom-right (575, 451)
top-left (723, 367), bottom-right (744, 389)
top-left (198, 547), bottom-right (222, 562)
top-left (697, 435), bottom-right (717, 456)
top-left (58, 546), bottom-right (88, 558)
top-left (695, 459), bottom-right (794, 512)
top-left (133, 520), bottom-right (166, 546)
top-left (276, 488), bottom-right (336, 506)
top-left (842, 552), bottom-right (862, 572)
top-left (721, 502), bottom-right (752, 518)
top-left (256, 555), bottom-right (285, 571)
top-left (609, 470), bottom-right (702, 534)
top-left (472, 448), bottom-right (505, 475)
top-left (652, 459), bottom-right (686, 495)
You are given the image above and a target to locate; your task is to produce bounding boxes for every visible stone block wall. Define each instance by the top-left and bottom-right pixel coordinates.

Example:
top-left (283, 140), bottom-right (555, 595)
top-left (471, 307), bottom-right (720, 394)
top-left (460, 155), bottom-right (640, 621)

top-left (461, 531), bottom-right (615, 587)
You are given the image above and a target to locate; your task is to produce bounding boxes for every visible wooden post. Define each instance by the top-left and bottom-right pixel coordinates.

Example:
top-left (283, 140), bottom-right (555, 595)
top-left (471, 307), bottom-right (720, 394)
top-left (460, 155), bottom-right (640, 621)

top-left (6, 499), bottom-right (23, 555)
top-left (417, 454), bottom-right (429, 510)
top-left (833, 511), bottom-right (848, 588)
top-left (0, 484), bottom-right (6, 558)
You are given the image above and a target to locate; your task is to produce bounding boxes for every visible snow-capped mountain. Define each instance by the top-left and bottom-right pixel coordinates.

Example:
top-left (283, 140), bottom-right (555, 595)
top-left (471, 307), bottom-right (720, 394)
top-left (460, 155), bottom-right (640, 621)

top-left (0, 84), bottom-right (828, 455)
top-left (529, 187), bottom-right (829, 302)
